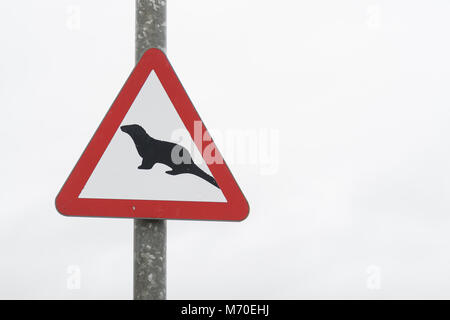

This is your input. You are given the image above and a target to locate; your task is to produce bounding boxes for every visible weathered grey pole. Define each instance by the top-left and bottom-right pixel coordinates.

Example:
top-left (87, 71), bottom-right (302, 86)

top-left (134, 0), bottom-right (167, 300)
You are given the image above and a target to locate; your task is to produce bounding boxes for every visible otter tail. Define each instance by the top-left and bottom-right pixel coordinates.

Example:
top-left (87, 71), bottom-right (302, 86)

top-left (190, 165), bottom-right (219, 188)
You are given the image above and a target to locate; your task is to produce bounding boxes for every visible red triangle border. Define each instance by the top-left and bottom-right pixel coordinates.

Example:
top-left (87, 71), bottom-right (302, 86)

top-left (55, 49), bottom-right (249, 221)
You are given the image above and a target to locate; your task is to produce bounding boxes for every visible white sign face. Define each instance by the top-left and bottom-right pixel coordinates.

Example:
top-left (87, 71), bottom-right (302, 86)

top-left (79, 71), bottom-right (226, 202)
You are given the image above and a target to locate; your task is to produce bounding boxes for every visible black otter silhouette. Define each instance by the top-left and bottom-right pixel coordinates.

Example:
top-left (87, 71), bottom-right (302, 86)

top-left (120, 124), bottom-right (219, 188)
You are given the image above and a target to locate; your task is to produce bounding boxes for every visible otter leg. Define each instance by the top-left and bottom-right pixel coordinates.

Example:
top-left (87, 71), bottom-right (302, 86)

top-left (165, 168), bottom-right (183, 175)
top-left (138, 158), bottom-right (155, 170)
top-left (166, 163), bottom-right (192, 175)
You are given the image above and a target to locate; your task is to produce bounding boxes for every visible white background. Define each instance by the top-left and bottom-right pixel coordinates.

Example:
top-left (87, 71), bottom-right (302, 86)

top-left (1, 0), bottom-right (450, 299)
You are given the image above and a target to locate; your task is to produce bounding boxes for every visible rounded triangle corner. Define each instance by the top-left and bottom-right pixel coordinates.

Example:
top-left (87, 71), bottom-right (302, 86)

top-left (235, 198), bottom-right (250, 222)
top-left (141, 47), bottom-right (167, 62)
top-left (55, 193), bottom-right (70, 217)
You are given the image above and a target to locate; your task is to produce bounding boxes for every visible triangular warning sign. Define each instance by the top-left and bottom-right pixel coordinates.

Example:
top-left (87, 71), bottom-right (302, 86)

top-left (56, 48), bottom-right (249, 221)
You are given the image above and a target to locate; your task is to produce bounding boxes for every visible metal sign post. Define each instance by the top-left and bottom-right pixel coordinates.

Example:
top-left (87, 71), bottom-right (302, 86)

top-left (134, 0), bottom-right (167, 300)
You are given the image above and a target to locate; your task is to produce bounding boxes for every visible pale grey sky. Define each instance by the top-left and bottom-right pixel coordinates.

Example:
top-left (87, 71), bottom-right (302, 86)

top-left (1, 0), bottom-right (450, 299)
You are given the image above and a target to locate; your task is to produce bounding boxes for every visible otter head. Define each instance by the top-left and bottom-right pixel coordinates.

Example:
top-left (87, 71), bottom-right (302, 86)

top-left (120, 124), bottom-right (147, 138)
